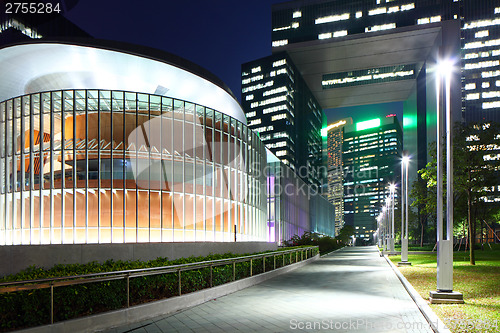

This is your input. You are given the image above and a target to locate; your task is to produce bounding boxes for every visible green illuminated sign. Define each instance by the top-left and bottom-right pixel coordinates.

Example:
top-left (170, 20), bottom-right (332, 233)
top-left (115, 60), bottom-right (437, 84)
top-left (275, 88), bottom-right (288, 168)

top-left (356, 118), bottom-right (380, 131)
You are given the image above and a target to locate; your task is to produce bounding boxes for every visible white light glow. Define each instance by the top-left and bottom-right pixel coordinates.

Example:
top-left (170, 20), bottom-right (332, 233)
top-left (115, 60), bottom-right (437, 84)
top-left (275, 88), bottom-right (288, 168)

top-left (293, 11), bottom-right (302, 18)
top-left (356, 11), bottom-right (363, 18)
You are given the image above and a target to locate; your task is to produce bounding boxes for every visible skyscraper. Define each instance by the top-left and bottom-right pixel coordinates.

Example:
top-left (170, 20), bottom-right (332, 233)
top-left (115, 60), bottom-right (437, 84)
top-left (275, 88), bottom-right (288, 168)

top-left (343, 116), bottom-right (402, 241)
top-left (325, 118), bottom-right (351, 236)
top-left (241, 52), bottom-right (325, 186)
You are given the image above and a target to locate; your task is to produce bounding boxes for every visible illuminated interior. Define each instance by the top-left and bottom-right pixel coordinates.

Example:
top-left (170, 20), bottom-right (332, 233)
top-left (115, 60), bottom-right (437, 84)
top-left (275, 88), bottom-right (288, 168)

top-left (0, 90), bottom-right (267, 245)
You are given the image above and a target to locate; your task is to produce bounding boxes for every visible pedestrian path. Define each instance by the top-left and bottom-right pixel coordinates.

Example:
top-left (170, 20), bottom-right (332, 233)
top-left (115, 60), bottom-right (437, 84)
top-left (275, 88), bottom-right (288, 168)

top-left (104, 246), bottom-right (433, 333)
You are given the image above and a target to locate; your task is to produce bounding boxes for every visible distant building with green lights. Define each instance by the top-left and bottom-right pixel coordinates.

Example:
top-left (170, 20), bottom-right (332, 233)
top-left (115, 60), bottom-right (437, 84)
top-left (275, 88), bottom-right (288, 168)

top-left (342, 116), bottom-right (402, 242)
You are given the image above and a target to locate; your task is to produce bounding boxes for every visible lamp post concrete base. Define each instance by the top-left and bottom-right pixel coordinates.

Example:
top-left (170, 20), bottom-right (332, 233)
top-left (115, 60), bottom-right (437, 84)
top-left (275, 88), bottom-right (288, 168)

top-left (429, 291), bottom-right (464, 304)
top-left (397, 261), bottom-right (412, 266)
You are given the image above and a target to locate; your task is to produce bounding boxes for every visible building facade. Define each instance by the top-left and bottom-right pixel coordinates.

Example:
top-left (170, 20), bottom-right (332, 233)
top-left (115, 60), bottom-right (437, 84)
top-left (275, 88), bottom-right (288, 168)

top-left (266, 151), bottom-right (335, 245)
top-left (342, 116), bottom-right (402, 241)
top-left (325, 119), bottom-right (351, 236)
top-left (0, 41), bottom-right (268, 245)
top-left (241, 52), bottom-right (325, 187)
top-left (271, 0), bottom-right (500, 124)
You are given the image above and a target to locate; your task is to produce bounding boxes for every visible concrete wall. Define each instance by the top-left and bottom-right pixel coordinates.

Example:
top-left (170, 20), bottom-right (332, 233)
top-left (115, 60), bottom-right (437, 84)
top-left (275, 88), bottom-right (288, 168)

top-left (0, 242), bottom-right (277, 277)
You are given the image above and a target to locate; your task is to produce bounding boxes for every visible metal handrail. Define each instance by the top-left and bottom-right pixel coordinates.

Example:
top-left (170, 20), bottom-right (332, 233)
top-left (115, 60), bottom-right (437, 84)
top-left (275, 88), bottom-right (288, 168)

top-left (0, 246), bottom-right (318, 325)
top-left (0, 246), bottom-right (317, 290)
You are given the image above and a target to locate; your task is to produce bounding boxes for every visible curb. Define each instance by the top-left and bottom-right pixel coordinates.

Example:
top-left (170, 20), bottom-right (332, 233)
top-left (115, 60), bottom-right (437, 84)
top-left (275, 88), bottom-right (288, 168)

top-left (19, 254), bottom-right (319, 333)
top-left (382, 252), bottom-right (452, 333)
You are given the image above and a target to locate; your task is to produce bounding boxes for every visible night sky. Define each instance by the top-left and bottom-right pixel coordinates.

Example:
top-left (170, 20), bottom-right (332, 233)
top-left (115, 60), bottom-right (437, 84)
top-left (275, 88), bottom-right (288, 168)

top-left (64, 0), bottom-right (403, 124)
top-left (64, 0), bottom-right (283, 103)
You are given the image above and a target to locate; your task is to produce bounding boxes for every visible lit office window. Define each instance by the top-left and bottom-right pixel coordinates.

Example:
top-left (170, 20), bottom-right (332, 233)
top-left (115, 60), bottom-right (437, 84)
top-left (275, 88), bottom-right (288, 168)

top-left (319, 32), bottom-right (332, 40)
top-left (246, 111), bottom-right (256, 118)
top-left (475, 30), bottom-right (489, 38)
top-left (248, 119), bottom-right (262, 126)
top-left (482, 91), bottom-right (500, 99)
top-left (263, 86), bottom-right (288, 97)
top-left (356, 11), bottom-right (363, 18)
top-left (464, 60), bottom-right (500, 70)
top-left (464, 53), bottom-right (479, 59)
top-left (315, 13), bottom-right (350, 24)
top-left (245, 94), bottom-right (254, 101)
top-left (401, 3), bottom-right (415, 11)
top-left (272, 59), bottom-right (286, 67)
top-left (365, 23), bottom-right (396, 33)
top-left (369, 7), bottom-right (387, 16)
top-left (271, 113), bottom-right (287, 121)
top-left (272, 39), bottom-right (289, 47)
top-left (465, 83), bottom-right (476, 90)
top-left (292, 22), bottom-right (299, 29)
top-left (483, 82), bottom-right (491, 88)
top-left (293, 11), bottom-right (302, 18)
top-left (273, 26), bottom-right (291, 32)
top-left (464, 18), bottom-right (500, 30)
top-left (251, 66), bottom-right (261, 73)
top-left (483, 101), bottom-right (500, 109)
top-left (482, 70), bottom-right (500, 78)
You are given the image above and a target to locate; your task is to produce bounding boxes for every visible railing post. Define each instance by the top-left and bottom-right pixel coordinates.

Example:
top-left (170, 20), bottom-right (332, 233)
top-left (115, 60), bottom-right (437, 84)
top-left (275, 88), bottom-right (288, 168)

top-left (301, 250), bottom-right (303, 261)
top-left (233, 261), bottom-right (236, 281)
top-left (210, 265), bottom-right (213, 287)
top-left (50, 283), bottom-right (54, 324)
top-left (178, 270), bottom-right (181, 296)
top-left (250, 259), bottom-right (253, 276)
top-left (290, 252), bottom-right (292, 264)
top-left (126, 274), bottom-right (130, 308)
top-left (296, 251), bottom-right (298, 263)
top-left (283, 253), bottom-right (285, 266)
top-left (273, 255), bottom-right (276, 270)
top-left (263, 256), bottom-right (265, 273)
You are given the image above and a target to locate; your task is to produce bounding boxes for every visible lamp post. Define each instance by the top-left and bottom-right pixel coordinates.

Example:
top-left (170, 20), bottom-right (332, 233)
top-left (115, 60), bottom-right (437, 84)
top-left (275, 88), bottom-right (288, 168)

top-left (399, 155), bottom-right (411, 266)
top-left (430, 58), bottom-right (463, 303)
top-left (389, 184), bottom-right (396, 253)
top-left (382, 205), bottom-right (387, 251)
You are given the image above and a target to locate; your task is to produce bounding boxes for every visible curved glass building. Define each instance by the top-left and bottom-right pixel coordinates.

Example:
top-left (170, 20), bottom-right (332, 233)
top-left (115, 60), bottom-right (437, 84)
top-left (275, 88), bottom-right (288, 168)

top-left (0, 42), bottom-right (267, 245)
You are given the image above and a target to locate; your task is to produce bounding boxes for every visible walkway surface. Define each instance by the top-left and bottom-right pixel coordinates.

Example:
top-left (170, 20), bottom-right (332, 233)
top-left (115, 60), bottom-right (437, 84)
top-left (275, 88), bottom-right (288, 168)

top-left (105, 246), bottom-right (433, 333)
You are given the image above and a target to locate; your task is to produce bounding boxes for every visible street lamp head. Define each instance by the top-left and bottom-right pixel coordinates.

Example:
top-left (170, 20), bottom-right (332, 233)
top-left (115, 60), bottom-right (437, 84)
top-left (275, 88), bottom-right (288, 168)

top-left (389, 183), bottom-right (396, 192)
top-left (402, 155), bottom-right (410, 165)
top-left (436, 58), bottom-right (455, 78)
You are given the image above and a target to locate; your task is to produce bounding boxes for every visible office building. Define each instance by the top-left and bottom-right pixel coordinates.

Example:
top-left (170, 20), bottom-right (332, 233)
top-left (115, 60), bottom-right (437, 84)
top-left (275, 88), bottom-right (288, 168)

top-left (241, 52), bottom-right (325, 187)
top-left (343, 116), bottom-right (402, 241)
top-left (324, 118), bottom-right (351, 236)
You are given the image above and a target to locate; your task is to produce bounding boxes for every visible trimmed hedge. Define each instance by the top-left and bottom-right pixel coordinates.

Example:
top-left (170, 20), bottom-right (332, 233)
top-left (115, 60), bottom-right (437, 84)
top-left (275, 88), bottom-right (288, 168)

top-left (0, 246), bottom-right (317, 332)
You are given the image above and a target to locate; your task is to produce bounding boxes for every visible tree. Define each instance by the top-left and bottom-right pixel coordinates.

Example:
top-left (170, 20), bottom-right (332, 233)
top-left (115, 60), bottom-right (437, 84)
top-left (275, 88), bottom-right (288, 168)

top-left (413, 122), bottom-right (500, 264)
top-left (454, 122), bottom-right (500, 264)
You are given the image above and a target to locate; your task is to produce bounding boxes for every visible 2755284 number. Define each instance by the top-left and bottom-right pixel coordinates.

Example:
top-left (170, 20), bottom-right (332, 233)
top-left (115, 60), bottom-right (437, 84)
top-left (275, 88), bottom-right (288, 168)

top-left (5, 2), bottom-right (61, 14)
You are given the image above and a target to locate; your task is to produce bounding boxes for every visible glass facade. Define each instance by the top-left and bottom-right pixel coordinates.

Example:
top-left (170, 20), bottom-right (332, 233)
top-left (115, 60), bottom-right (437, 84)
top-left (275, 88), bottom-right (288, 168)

top-left (266, 161), bottom-right (334, 245)
top-left (0, 89), bottom-right (267, 245)
top-left (342, 116), bottom-right (402, 240)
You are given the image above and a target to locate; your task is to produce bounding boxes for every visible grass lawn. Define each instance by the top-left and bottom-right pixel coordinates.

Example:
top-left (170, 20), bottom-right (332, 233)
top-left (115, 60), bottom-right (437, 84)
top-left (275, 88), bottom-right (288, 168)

top-left (389, 244), bottom-right (500, 333)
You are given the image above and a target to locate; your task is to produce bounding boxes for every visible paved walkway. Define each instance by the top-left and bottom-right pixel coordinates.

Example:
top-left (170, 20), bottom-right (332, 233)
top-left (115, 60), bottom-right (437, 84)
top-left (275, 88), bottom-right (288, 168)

top-left (105, 246), bottom-right (433, 333)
